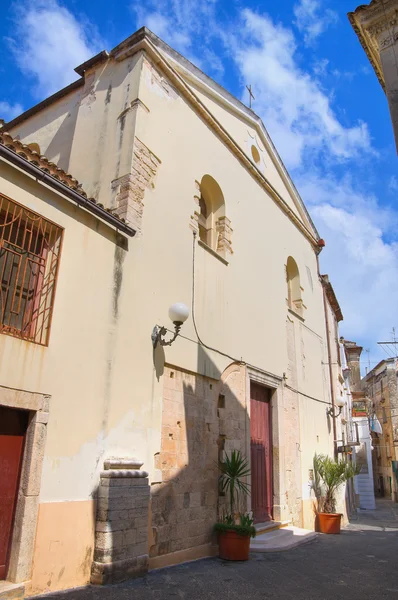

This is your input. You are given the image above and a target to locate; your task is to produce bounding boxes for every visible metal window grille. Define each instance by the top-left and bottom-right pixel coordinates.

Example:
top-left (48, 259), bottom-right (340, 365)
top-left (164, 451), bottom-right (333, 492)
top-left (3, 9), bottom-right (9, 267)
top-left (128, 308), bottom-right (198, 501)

top-left (0, 194), bottom-right (63, 345)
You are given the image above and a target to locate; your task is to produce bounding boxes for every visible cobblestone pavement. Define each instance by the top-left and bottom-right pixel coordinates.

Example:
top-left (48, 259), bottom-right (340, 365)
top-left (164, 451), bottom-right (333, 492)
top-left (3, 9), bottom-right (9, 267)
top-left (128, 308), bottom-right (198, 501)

top-left (30, 499), bottom-right (398, 600)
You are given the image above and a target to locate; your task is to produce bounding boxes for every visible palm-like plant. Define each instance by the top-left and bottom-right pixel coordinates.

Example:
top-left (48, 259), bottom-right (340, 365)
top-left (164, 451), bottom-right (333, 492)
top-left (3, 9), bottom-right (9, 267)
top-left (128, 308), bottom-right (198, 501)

top-left (219, 450), bottom-right (251, 517)
top-left (311, 453), bottom-right (360, 513)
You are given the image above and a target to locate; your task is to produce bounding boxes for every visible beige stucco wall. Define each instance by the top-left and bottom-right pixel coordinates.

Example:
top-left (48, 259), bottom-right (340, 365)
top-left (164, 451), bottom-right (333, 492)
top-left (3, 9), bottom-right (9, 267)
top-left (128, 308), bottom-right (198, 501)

top-left (28, 500), bottom-right (96, 596)
top-left (2, 45), bottom-right (339, 592)
top-left (186, 82), bottom-right (308, 224)
top-left (7, 86), bottom-right (83, 173)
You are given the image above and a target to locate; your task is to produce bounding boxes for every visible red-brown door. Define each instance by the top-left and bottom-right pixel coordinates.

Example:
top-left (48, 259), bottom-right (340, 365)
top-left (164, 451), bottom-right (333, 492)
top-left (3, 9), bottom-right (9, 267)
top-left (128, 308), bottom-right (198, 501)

top-left (0, 406), bottom-right (28, 580)
top-left (250, 383), bottom-right (272, 523)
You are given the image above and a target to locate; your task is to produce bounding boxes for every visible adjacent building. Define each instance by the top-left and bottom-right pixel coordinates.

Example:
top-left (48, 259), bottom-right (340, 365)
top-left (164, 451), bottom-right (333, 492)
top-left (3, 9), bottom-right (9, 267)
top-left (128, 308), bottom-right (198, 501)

top-left (363, 358), bottom-right (398, 501)
top-left (348, 0), bottom-right (398, 151)
top-left (342, 340), bottom-right (376, 510)
top-left (0, 27), bottom-right (348, 597)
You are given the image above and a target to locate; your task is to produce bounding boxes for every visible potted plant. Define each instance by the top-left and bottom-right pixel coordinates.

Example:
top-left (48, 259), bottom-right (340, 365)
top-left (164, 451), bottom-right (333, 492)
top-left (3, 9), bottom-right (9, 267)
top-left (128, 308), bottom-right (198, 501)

top-left (214, 450), bottom-right (256, 560)
top-left (311, 453), bottom-right (360, 534)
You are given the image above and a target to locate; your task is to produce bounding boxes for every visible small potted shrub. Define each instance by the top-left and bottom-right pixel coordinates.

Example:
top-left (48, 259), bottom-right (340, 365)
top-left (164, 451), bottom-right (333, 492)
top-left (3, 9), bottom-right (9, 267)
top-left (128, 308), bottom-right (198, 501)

top-left (311, 453), bottom-right (360, 534)
top-left (214, 450), bottom-right (256, 560)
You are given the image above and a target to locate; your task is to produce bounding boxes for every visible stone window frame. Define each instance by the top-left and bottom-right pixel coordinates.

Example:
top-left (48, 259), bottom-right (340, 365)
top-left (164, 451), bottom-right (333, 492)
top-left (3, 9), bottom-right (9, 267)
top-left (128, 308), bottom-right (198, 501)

top-left (190, 178), bottom-right (233, 263)
top-left (0, 385), bottom-right (49, 584)
top-left (245, 367), bottom-right (288, 523)
top-left (286, 256), bottom-right (306, 320)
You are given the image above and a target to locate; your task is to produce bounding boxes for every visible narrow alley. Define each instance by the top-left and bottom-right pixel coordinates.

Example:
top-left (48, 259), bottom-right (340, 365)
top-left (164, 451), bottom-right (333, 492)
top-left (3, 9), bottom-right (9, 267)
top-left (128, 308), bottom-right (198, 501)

top-left (29, 500), bottom-right (398, 600)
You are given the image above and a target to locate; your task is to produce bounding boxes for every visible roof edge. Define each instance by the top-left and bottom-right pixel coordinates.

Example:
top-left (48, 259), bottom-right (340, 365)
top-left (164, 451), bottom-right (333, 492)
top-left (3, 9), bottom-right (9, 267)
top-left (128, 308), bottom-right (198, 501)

top-left (75, 50), bottom-right (109, 76)
top-left (112, 28), bottom-right (320, 239)
top-left (4, 78), bottom-right (84, 131)
top-left (321, 274), bottom-right (343, 322)
top-left (0, 131), bottom-right (135, 237)
top-left (347, 6), bottom-right (386, 92)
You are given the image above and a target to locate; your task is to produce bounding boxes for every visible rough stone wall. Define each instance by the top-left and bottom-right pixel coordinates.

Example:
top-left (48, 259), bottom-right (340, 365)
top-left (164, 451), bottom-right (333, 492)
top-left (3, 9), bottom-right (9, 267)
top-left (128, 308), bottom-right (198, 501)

top-left (111, 138), bottom-right (160, 234)
top-left (150, 363), bottom-right (246, 559)
top-left (91, 460), bottom-right (150, 585)
top-left (370, 368), bottom-right (398, 499)
top-left (216, 216), bottom-right (233, 257)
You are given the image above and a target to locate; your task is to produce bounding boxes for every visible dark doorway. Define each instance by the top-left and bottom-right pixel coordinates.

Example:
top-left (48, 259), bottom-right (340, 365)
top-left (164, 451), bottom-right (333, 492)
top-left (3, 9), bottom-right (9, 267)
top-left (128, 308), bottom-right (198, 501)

top-left (0, 406), bottom-right (29, 579)
top-left (379, 475), bottom-right (385, 498)
top-left (250, 383), bottom-right (273, 523)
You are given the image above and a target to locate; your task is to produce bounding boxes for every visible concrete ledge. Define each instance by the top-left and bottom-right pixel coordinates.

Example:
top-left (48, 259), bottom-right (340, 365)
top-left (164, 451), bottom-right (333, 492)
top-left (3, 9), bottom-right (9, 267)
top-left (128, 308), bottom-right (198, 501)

top-left (250, 526), bottom-right (318, 552)
top-left (91, 554), bottom-right (148, 585)
top-left (149, 543), bottom-right (218, 570)
top-left (255, 520), bottom-right (291, 535)
top-left (0, 581), bottom-right (25, 599)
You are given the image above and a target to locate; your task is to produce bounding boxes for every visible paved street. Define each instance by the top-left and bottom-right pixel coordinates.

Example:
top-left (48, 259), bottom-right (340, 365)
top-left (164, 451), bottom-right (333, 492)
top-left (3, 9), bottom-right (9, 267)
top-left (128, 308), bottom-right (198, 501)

top-left (31, 500), bottom-right (398, 600)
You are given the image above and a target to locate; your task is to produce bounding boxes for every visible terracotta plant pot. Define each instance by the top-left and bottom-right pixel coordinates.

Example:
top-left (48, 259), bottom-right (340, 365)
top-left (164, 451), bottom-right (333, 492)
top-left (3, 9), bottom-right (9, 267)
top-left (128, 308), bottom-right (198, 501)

top-left (317, 512), bottom-right (342, 534)
top-left (218, 530), bottom-right (251, 560)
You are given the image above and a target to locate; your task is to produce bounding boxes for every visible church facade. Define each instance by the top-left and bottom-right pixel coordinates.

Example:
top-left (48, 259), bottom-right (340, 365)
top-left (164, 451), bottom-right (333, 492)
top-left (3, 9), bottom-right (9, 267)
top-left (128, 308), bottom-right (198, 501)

top-left (0, 27), bottom-right (345, 596)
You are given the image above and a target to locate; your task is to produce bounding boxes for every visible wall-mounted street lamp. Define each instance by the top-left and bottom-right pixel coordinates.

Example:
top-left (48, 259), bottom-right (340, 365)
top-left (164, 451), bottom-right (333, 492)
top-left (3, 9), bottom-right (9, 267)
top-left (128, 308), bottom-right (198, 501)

top-left (326, 397), bottom-right (346, 419)
top-left (151, 303), bottom-right (189, 349)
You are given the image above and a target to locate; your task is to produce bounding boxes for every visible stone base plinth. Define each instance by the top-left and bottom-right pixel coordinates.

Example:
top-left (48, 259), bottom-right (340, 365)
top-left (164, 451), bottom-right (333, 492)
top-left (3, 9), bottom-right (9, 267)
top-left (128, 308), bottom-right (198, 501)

top-left (90, 458), bottom-right (150, 585)
top-left (91, 554), bottom-right (148, 585)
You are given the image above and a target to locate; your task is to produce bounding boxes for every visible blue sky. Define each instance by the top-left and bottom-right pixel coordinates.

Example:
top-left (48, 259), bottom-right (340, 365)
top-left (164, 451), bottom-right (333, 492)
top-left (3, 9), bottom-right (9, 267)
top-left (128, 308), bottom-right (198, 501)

top-left (1, 0), bottom-right (397, 369)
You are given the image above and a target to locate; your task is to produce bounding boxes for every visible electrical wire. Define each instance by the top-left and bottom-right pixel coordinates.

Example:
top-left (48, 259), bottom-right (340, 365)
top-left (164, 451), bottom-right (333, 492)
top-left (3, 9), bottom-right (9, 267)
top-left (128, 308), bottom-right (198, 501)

top-left (284, 384), bottom-right (330, 406)
top-left (191, 231), bottom-right (239, 364)
top-left (187, 232), bottom-right (333, 409)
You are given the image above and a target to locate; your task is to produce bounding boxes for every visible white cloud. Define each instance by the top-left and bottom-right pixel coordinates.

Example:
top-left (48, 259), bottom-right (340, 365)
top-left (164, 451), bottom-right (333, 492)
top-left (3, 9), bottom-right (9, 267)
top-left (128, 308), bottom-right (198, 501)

top-left (231, 10), bottom-right (373, 169)
top-left (8, 0), bottom-right (103, 99)
top-left (313, 204), bottom-right (398, 349)
top-left (294, 172), bottom-right (398, 359)
top-left (389, 176), bottom-right (398, 193)
top-left (131, 0), bottom-right (223, 73)
top-left (312, 58), bottom-right (329, 77)
top-left (227, 9), bottom-right (396, 357)
top-left (5, 0), bottom-right (393, 358)
top-left (293, 0), bottom-right (338, 45)
top-left (0, 101), bottom-right (23, 122)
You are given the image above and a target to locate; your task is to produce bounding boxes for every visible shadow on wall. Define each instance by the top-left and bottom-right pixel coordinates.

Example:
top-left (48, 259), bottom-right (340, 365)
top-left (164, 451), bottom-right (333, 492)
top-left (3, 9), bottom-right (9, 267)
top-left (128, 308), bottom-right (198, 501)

top-left (26, 347), bottom-right (251, 597)
top-left (149, 344), bottom-right (249, 564)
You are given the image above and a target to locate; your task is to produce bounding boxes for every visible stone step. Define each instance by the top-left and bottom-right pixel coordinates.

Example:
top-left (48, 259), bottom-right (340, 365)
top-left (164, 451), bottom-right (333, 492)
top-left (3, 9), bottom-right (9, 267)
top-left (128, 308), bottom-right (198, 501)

top-left (254, 520), bottom-right (290, 536)
top-left (0, 581), bottom-right (25, 600)
top-left (250, 525), bottom-right (318, 552)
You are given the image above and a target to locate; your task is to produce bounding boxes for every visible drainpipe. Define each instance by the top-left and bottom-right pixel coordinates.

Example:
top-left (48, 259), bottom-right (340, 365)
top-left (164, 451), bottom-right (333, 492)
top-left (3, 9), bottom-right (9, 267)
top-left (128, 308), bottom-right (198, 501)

top-left (322, 281), bottom-right (338, 459)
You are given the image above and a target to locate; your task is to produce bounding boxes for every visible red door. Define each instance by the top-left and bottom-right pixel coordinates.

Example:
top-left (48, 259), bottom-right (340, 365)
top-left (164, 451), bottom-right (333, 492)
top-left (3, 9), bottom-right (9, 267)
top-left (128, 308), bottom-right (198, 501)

top-left (250, 383), bottom-right (272, 523)
top-left (0, 406), bottom-right (28, 580)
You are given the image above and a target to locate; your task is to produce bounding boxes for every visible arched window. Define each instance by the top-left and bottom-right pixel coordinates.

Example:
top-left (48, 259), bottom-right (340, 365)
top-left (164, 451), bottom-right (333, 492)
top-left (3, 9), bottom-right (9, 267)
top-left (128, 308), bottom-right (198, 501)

top-left (198, 175), bottom-right (230, 255)
top-left (286, 256), bottom-right (303, 316)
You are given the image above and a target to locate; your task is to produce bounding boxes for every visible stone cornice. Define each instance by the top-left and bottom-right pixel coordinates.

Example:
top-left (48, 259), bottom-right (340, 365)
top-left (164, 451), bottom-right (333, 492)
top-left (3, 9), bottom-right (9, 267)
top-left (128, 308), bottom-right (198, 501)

top-left (348, 11), bottom-right (385, 90)
top-left (112, 32), bottom-right (320, 250)
top-left (321, 274), bottom-right (343, 322)
top-left (348, 1), bottom-right (398, 92)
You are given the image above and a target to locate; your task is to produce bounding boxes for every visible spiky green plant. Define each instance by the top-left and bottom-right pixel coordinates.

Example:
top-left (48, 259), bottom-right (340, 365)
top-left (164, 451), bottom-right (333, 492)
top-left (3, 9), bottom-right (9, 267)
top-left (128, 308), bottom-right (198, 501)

top-left (311, 453), bottom-right (361, 513)
top-left (219, 450), bottom-right (251, 516)
top-left (310, 453), bottom-right (324, 512)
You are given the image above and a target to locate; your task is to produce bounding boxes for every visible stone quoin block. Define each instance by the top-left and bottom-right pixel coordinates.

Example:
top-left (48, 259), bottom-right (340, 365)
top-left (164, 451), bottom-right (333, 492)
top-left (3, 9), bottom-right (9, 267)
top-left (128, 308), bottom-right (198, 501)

top-left (90, 459), bottom-right (150, 585)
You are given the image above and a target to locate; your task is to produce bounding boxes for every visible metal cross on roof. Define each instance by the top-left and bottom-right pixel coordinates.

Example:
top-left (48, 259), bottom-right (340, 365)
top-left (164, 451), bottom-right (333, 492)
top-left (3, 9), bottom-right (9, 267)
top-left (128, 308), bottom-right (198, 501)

top-left (246, 84), bottom-right (255, 108)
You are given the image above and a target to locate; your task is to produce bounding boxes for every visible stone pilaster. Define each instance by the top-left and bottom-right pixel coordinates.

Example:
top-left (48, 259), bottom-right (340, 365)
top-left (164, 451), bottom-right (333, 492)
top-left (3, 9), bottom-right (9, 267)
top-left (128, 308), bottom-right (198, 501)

top-left (377, 27), bottom-right (398, 151)
top-left (216, 216), bottom-right (233, 256)
top-left (190, 180), bottom-right (201, 235)
top-left (111, 138), bottom-right (161, 234)
top-left (91, 459), bottom-right (150, 585)
top-left (349, 0), bottom-right (398, 151)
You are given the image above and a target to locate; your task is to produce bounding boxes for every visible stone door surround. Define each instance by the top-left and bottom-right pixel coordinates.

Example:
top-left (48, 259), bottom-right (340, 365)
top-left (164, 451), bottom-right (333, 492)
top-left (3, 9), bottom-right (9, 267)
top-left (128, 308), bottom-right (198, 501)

top-left (0, 385), bottom-right (49, 584)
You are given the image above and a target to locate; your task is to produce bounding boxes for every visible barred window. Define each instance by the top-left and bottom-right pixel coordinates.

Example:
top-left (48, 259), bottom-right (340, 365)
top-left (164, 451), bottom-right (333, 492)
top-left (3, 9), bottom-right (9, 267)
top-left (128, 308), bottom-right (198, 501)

top-left (0, 195), bottom-right (63, 345)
